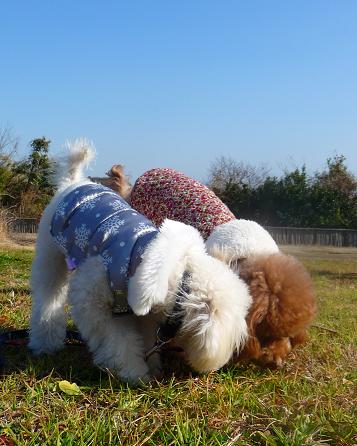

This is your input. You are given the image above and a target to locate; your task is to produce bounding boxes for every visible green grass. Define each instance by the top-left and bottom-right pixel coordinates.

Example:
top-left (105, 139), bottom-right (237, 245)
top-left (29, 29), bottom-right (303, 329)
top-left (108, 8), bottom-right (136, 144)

top-left (0, 247), bottom-right (356, 445)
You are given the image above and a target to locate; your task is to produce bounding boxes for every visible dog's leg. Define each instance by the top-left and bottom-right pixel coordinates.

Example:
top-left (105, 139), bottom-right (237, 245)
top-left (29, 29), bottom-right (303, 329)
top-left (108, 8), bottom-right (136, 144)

top-left (29, 235), bottom-right (69, 355)
top-left (68, 257), bottom-right (151, 384)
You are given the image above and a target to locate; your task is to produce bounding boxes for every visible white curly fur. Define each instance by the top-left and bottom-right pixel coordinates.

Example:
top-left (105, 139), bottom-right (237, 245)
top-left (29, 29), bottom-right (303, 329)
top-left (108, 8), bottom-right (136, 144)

top-left (206, 219), bottom-right (279, 263)
top-left (29, 140), bottom-right (251, 383)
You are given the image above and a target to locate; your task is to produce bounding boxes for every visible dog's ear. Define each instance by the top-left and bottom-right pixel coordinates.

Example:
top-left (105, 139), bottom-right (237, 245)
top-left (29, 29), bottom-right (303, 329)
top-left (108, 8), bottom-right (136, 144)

top-left (235, 271), bottom-right (271, 363)
top-left (107, 164), bottom-right (125, 179)
top-left (246, 271), bottom-right (270, 332)
top-left (237, 335), bottom-right (261, 361)
top-left (103, 164), bottom-right (132, 199)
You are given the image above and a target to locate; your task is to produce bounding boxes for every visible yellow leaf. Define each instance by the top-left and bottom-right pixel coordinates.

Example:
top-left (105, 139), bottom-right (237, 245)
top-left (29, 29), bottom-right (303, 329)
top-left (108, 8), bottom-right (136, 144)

top-left (58, 380), bottom-right (81, 395)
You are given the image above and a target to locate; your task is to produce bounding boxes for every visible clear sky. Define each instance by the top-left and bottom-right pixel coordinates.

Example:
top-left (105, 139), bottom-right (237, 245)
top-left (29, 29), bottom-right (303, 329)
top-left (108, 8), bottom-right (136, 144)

top-left (1, 1), bottom-right (357, 183)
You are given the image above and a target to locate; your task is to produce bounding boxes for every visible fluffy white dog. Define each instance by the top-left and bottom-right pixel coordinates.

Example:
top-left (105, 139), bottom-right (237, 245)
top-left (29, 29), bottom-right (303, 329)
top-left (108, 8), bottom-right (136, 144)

top-left (29, 140), bottom-right (251, 383)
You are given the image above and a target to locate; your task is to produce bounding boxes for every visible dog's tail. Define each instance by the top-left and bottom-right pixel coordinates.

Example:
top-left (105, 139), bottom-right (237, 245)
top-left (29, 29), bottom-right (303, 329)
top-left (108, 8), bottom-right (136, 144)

top-left (54, 138), bottom-right (96, 190)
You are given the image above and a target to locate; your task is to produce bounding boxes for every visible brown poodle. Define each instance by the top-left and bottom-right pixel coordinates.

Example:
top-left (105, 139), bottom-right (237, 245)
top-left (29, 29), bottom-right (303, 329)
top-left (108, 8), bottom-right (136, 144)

top-left (233, 253), bottom-right (316, 367)
top-left (104, 164), bottom-right (317, 368)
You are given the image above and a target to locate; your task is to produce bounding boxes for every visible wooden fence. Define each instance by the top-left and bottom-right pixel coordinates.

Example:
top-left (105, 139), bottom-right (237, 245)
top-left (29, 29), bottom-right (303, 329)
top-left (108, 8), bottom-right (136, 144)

top-left (8, 219), bottom-right (357, 247)
top-left (266, 226), bottom-right (357, 247)
top-left (10, 218), bottom-right (39, 234)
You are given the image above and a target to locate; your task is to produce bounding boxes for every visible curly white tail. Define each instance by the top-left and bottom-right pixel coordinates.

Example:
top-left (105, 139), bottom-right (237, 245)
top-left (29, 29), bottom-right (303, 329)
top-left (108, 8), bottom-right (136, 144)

top-left (55, 138), bottom-right (96, 190)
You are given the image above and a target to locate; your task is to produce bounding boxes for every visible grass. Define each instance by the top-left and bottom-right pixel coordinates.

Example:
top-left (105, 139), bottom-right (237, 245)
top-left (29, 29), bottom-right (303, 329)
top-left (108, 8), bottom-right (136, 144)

top-left (0, 245), bottom-right (356, 445)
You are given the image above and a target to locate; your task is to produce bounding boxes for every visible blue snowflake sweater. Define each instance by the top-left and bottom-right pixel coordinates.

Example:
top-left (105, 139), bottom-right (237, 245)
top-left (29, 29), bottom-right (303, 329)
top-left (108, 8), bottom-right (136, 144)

top-left (51, 183), bottom-right (158, 292)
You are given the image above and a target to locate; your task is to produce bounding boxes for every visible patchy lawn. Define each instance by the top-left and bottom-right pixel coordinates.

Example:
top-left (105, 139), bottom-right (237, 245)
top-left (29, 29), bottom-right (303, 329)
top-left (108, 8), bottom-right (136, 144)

top-left (0, 246), bottom-right (356, 445)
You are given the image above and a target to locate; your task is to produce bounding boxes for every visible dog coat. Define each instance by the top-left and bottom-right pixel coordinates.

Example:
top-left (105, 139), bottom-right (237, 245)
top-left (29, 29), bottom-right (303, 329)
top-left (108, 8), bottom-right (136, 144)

top-left (51, 183), bottom-right (158, 292)
top-left (130, 168), bottom-right (236, 239)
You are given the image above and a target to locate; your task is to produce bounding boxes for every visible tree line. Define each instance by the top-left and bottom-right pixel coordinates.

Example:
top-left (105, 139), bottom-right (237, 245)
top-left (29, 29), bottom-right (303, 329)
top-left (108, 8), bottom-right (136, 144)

top-left (1, 127), bottom-right (356, 229)
top-left (0, 129), bottom-right (53, 218)
top-left (208, 155), bottom-right (357, 229)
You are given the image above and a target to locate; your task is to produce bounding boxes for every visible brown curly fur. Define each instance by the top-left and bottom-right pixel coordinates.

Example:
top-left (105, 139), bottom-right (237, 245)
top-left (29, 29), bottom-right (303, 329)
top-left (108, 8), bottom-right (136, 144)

top-left (234, 253), bottom-right (317, 367)
top-left (101, 164), bottom-right (132, 201)
top-left (104, 165), bottom-right (317, 368)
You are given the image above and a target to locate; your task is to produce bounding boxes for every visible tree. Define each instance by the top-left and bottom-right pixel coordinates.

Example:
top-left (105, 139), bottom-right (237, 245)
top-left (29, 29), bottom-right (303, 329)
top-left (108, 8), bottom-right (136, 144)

top-left (0, 127), bottom-right (20, 206)
top-left (207, 153), bottom-right (357, 229)
top-left (309, 155), bottom-right (357, 228)
top-left (0, 128), bottom-right (17, 189)
top-left (265, 167), bottom-right (313, 227)
top-left (207, 156), bottom-right (269, 194)
top-left (218, 181), bottom-right (255, 219)
top-left (14, 137), bottom-right (55, 217)
top-left (0, 127), bottom-right (18, 160)
top-left (15, 137), bottom-right (53, 190)
top-left (314, 154), bottom-right (357, 198)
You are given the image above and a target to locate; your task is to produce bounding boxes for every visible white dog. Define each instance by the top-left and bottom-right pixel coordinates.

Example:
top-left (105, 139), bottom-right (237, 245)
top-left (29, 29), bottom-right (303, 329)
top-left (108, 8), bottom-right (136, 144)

top-left (29, 140), bottom-right (251, 383)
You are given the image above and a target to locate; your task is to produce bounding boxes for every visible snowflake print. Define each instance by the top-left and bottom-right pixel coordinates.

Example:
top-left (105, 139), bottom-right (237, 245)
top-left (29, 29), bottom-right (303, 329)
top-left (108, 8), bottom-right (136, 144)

top-left (119, 256), bottom-right (130, 276)
top-left (55, 232), bottom-right (67, 250)
top-left (109, 200), bottom-right (130, 213)
top-left (137, 245), bottom-right (145, 255)
top-left (98, 215), bottom-right (125, 240)
top-left (120, 264), bottom-right (128, 275)
top-left (79, 196), bottom-right (100, 213)
top-left (74, 224), bottom-right (90, 251)
top-left (136, 244), bottom-right (146, 259)
top-left (101, 250), bottom-right (113, 267)
top-left (132, 222), bottom-right (156, 237)
top-left (55, 201), bottom-right (68, 219)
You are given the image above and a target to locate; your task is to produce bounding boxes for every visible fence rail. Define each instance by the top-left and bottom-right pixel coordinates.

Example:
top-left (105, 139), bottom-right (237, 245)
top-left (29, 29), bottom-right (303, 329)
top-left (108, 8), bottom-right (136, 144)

top-left (10, 218), bottom-right (39, 234)
top-left (266, 226), bottom-right (357, 247)
top-left (8, 219), bottom-right (357, 247)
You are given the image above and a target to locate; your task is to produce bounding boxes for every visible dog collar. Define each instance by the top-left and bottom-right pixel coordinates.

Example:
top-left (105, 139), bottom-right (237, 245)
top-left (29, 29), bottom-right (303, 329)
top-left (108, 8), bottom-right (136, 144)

top-left (145, 270), bottom-right (191, 360)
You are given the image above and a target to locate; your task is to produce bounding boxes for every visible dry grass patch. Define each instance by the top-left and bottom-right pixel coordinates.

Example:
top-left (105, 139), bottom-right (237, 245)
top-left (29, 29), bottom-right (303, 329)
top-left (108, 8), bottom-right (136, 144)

top-left (0, 247), bottom-right (356, 445)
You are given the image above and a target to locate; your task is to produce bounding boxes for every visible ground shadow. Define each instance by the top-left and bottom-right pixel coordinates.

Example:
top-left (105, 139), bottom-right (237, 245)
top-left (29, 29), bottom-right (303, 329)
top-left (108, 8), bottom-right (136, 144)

top-left (0, 337), bottom-right (196, 387)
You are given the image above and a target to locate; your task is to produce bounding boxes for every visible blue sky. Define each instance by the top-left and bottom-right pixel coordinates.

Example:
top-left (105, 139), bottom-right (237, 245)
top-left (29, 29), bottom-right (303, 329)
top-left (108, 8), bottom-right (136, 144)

top-left (1, 1), bottom-right (357, 183)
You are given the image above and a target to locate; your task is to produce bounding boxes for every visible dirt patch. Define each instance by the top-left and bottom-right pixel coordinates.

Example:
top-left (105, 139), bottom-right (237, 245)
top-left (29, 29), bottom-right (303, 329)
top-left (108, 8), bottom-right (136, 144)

top-left (281, 244), bottom-right (357, 260)
top-left (0, 233), bottom-right (36, 251)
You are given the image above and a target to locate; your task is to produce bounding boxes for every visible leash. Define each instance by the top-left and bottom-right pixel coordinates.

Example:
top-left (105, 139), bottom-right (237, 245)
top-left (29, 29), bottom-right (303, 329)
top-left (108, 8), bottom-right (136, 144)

top-left (145, 271), bottom-right (191, 361)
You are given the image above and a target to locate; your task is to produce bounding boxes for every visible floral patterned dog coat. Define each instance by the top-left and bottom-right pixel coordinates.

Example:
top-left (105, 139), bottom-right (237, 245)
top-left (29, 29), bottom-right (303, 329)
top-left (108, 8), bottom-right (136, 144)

top-left (131, 168), bottom-right (235, 239)
top-left (51, 183), bottom-right (158, 292)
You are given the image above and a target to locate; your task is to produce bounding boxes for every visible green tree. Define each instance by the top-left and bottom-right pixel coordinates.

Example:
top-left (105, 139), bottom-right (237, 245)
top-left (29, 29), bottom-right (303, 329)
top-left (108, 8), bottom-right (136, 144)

top-left (218, 180), bottom-right (255, 219)
top-left (209, 153), bottom-right (357, 229)
top-left (15, 137), bottom-right (53, 190)
top-left (309, 155), bottom-right (357, 228)
top-left (14, 137), bottom-right (55, 217)
top-left (267, 167), bottom-right (312, 227)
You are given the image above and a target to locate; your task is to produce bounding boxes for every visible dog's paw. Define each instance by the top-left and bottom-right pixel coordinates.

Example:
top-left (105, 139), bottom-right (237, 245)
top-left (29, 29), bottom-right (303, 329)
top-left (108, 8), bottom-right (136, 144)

top-left (109, 360), bottom-right (152, 386)
top-left (127, 296), bottom-right (152, 316)
top-left (260, 338), bottom-right (292, 368)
